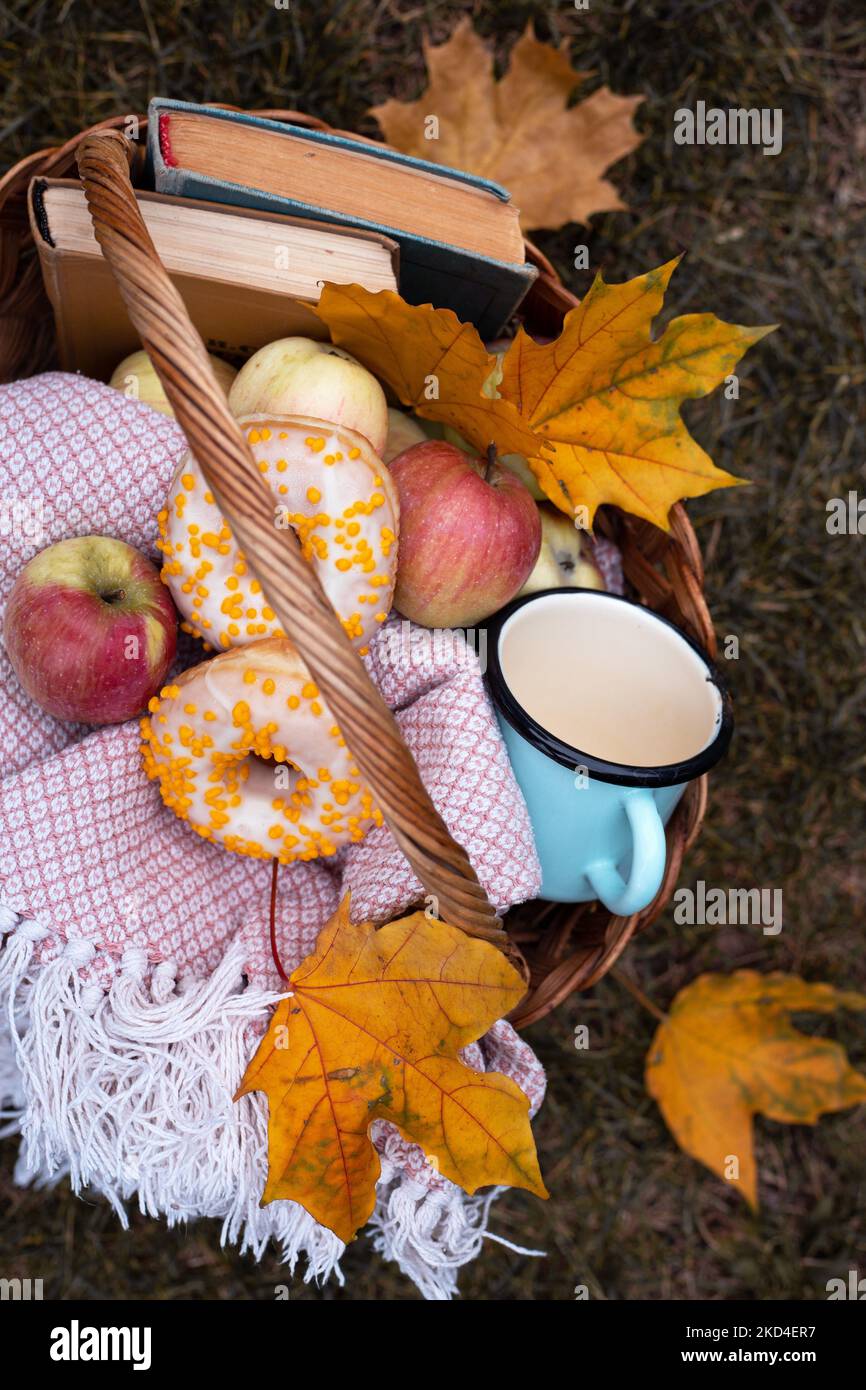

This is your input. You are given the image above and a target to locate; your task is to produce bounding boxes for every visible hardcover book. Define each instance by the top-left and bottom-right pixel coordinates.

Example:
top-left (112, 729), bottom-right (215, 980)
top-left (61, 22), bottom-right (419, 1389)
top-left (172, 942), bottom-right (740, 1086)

top-left (147, 98), bottom-right (537, 340)
top-left (29, 177), bottom-right (399, 380)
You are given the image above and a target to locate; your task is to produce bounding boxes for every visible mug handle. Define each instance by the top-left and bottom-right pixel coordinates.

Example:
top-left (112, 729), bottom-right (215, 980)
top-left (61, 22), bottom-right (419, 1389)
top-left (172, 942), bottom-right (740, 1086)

top-left (586, 787), bottom-right (667, 916)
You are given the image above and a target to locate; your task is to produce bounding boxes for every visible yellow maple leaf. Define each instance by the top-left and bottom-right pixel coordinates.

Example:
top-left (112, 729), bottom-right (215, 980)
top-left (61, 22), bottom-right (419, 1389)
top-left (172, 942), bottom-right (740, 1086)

top-left (236, 897), bottom-right (547, 1243)
top-left (314, 281), bottom-right (545, 461)
top-left (369, 19), bottom-right (643, 230)
top-left (499, 259), bottom-right (775, 529)
top-left (645, 971), bottom-right (866, 1210)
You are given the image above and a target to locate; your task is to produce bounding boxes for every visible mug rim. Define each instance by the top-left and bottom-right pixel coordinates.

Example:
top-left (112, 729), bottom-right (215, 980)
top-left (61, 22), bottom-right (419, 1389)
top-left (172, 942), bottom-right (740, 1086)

top-left (484, 587), bottom-right (734, 788)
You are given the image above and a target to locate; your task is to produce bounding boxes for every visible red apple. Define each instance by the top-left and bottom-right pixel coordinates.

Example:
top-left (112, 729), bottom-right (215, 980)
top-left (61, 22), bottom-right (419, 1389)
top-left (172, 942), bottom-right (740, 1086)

top-left (389, 440), bottom-right (541, 627)
top-left (3, 536), bottom-right (177, 724)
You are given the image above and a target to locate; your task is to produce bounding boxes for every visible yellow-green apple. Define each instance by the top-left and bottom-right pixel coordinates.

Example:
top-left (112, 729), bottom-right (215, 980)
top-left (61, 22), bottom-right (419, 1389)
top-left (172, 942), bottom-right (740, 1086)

top-left (518, 504), bottom-right (604, 596)
top-left (3, 536), bottom-right (177, 724)
top-left (228, 337), bottom-right (388, 453)
top-left (498, 452), bottom-right (545, 500)
top-left (389, 440), bottom-right (541, 627)
top-left (440, 424), bottom-right (474, 455)
top-left (382, 408), bottom-right (427, 463)
top-left (109, 349), bottom-right (236, 416)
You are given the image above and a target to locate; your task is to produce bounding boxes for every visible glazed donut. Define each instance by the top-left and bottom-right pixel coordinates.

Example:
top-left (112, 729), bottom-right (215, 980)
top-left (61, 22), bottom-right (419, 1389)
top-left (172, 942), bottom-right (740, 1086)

top-left (140, 636), bottom-right (382, 862)
top-left (157, 414), bottom-right (399, 655)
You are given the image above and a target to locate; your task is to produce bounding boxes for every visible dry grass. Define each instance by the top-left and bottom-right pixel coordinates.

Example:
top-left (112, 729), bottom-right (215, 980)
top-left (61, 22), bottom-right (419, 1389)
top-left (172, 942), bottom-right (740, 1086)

top-left (1, 0), bottom-right (865, 1300)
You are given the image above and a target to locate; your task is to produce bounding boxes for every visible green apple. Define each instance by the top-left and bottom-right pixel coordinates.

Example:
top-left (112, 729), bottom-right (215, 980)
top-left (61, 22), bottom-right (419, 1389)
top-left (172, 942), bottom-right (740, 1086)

top-left (499, 452), bottom-right (545, 501)
top-left (482, 352), bottom-right (505, 399)
top-left (518, 504), bottom-right (604, 595)
top-left (382, 408), bottom-right (427, 463)
top-left (441, 424), bottom-right (474, 454)
top-left (109, 349), bottom-right (236, 417)
top-left (228, 337), bottom-right (388, 453)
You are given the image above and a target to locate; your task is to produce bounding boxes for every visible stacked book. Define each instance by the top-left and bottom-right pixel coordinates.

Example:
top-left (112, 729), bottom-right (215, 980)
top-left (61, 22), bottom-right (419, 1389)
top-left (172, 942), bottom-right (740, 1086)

top-left (30, 98), bottom-right (537, 378)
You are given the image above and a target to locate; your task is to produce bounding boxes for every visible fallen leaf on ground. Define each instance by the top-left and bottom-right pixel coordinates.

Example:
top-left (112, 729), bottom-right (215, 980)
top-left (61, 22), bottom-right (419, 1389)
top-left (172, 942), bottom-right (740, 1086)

top-left (646, 970), bottom-right (866, 1209)
top-left (315, 281), bottom-right (545, 461)
top-left (499, 259), bottom-right (775, 529)
top-left (237, 897), bottom-right (547, 1242)
top-left (369, 19), bottom-right (643, 230)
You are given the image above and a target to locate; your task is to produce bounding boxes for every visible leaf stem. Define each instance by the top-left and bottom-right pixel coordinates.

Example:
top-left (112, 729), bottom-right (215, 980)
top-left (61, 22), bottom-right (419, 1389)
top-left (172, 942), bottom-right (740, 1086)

top-left (484, 441), bottom-right (498, 482)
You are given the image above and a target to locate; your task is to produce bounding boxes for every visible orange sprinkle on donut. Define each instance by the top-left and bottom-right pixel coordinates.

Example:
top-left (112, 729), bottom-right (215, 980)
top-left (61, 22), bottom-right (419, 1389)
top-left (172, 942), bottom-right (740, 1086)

top-left (140, 638), bottom-right (380, 863)
top-left (159, 417), bottom-right (399, 658)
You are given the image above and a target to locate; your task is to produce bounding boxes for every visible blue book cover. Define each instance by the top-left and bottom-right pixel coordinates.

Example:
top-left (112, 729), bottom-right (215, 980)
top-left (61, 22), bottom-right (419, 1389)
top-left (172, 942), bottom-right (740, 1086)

top-left (147, 99), bottom-right (536, 341)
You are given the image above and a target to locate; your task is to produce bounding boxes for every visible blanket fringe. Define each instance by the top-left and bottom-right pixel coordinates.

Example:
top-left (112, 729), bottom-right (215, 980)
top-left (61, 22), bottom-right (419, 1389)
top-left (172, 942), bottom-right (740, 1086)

top-left (369, 1163), bottom-right (545, 1301)
top-left (0, 906), bottom-right (523, 1298)
top-left (0, 903), bottom-right (32, 1137)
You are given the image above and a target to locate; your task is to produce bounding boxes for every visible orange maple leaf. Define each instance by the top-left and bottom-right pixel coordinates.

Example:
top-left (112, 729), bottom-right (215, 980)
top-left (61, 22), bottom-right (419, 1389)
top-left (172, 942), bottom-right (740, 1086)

top-left (646, 971), bottom-right (866, 1209)
top-left (236, 898), bottom-right (547, 1243)
top-left (499, 259), bottom-right (775, 529)
top-left (314, 282), bottom-right (546, 462)
top-left (369, 19), bottom-right (643, 230)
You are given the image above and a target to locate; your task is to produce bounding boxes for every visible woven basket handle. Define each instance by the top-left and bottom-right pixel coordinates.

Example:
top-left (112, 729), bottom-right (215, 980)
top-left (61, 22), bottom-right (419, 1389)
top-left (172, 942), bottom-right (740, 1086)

top-left (76, 129), bottom-right (507, 949)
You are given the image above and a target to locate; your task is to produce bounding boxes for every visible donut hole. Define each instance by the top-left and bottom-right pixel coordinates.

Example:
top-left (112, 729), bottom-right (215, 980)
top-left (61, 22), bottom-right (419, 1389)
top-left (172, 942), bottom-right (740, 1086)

top-left (221, 751), bottom-right (304, 803)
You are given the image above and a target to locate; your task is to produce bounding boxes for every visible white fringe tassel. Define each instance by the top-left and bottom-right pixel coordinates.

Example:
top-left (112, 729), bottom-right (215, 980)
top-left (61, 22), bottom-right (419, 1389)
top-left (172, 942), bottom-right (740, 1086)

top-left (0, 905), bottom-right (528, 1298)
top-left (368, 1166), bottom-right (544, 1301)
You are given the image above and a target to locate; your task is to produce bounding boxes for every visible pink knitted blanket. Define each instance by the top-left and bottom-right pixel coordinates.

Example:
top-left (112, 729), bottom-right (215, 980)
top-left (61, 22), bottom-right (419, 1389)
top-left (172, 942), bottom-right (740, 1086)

top-left (0, 372), bottom-right (546, 1299)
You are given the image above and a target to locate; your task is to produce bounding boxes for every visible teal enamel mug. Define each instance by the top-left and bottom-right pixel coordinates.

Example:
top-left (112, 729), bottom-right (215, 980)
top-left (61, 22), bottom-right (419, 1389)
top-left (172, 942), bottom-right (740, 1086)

top-left (484, 589), bottom-right (732, 914)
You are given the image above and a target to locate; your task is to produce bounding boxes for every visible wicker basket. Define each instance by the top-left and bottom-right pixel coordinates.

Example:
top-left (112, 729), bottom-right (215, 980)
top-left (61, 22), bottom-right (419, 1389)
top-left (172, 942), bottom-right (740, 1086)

top-left (0, 110), bottom-right (714, 1028)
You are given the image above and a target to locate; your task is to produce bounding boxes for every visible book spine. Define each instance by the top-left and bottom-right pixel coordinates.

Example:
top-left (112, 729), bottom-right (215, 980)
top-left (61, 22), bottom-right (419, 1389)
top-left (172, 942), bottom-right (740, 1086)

top-left (157, 112), bottom-right (178, 167)
top-left (26, 177), bottom-right (75, 368)
top-left (30, 179), bottom-right (54, 247)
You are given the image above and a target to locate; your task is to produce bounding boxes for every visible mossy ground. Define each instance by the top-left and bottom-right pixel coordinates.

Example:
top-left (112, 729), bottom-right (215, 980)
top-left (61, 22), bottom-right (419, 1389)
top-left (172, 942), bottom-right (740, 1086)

top-left (1, 0), bottom-right (864, 1300)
